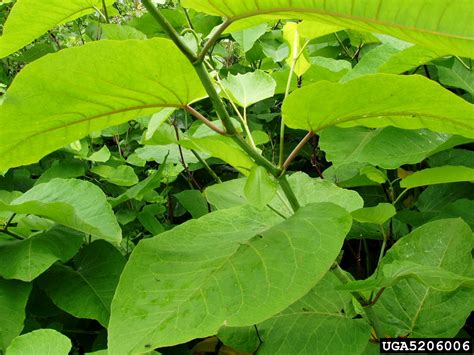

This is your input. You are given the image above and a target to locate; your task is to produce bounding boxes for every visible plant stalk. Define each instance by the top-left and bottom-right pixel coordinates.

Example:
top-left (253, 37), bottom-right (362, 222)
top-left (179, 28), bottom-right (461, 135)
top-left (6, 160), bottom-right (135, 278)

top-left (142, 0), bottom-right (197, 62)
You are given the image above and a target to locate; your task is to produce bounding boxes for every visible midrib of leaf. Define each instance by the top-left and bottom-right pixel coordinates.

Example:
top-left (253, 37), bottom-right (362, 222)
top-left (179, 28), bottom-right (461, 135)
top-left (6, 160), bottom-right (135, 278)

top-left (224, 6), bottom-right (471, 41)
top-left (1, 103), bottom-right (182, 155)
top-left (76, 269), bottom-right (109, 316)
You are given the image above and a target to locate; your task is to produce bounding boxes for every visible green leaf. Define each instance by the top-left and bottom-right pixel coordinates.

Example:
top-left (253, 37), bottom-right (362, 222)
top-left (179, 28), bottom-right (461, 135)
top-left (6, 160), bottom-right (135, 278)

top-left (0, 0), bottom-right (114, 58)
top-left (174, 190), bottom-right (209, 219)
top-left (320, 126), bottom-right (470, 169)
top-left (352, 203), bottom-right (396, 225)
top-left (372, 218), bottom-right (474, 337)
top-left (221, 70), bottom-right (276, 108)
top-left (108, 203), bottom-right (352, 353)
top-left (438, 59), bottom-right (474, 94)
top-left (217, 326), bottom-right (260, 353)
top-left (400, 166), bottom-right (474, 189)
top-left (6, 329), bottom-right (71, 355)
top-left (244, 166), bottom-right (278, 208)
top-left (231, 23), bottom-right (268, 53)
top-left (145, 108), bottom-right (176, 141)
top-left (341, 38), bottom-right (444, 81)
top-left (0, 179), bottom-right (121, 243)
top-left (205, 172), bottom-right (363, 213)
top-left (90, 165), bottom-right (139, 187)
top-left (38, 240), bottom-right (126, 327)
top-left (0, 226), bottom-right (84, 282)
top-left (35, 160), bottom-right (86, 185)
top-left (87, 146), bottom-right (111, 163)
top-left (283, 74), bottom-right (474, 139)
top-left (282, 22), bottom-right (311, 77)
top-left (0, 39), bottom-right (206, 171)
top-left (182, 0), bottom-right (474, 58)
top-left (256, 272), bottom-right (372, 355)
top-left (0, 279), bottom-right (31, 351)
top-left (92, 23), bottom-right (148, 41)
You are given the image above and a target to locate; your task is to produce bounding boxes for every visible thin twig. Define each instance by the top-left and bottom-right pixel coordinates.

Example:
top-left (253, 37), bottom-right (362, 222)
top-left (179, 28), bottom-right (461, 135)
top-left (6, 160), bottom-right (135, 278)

top-left (185, 105), bottom-right (226, 135)
top-left (283, 131), bottom-right (315, 171)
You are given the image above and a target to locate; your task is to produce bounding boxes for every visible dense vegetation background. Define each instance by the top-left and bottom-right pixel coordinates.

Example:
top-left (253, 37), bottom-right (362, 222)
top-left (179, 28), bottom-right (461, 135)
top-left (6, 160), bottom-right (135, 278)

top-left (0, 0), bottom-right (473, 354)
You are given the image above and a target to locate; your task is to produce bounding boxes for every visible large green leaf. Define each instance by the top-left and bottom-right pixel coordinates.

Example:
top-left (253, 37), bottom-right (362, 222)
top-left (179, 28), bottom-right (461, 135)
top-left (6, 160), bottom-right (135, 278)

top-left (256, 272), bottom-right (372, 355)
top-left (0, 39), bottom-right (206, 171)
top-left (0, 226), bottom-right (84, 282)
top-left (38, 241), bottom-right (126, 327)
top-left (5, 329), bottom-right (71, 355)
top-left (0, 0), bottom-right (115, 58)
top-left (400, 166), bottom-right (474, 189)
top-left (0, 279), bottom-right (31, 351)
top-left (372, 219), bottom-right (474, 337)
top-left (283, 74), bottom-right (474, 139)
top-left (320, 127), bottom-right (469, 170)
top-left (182, 0), bottom-right (474, 58)
top-left (108, 203), bottom-right (352, 353)
top-left (0, 179), bottom-right (121, 243)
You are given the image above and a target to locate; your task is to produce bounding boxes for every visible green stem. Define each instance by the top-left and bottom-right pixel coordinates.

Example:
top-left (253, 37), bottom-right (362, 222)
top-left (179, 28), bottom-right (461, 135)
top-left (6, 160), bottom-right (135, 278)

top-left (196, 20), bottom-right (232, 64)
top-left (278, 175), bottom-right (300, 212)
top-left (141, 0), bottom-right (197, 62)
top-left (101, 0), bottom-right (110, 23)
top-left (191, 149), bottom-right (222, 184)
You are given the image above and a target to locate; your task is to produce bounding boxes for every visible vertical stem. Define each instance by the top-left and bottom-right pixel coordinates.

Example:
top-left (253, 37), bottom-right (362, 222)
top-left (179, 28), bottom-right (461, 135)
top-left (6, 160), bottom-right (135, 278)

top-left (278, 175), bottom-right (300, 212)
top-left (101, 0), bottom-right (110, 23)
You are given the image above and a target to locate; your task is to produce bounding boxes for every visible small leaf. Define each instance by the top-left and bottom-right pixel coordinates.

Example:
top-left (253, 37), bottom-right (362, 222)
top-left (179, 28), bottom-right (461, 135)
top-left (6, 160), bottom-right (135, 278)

top-left (0, 226), bottom-right (84, 282)
top-left (244, 166), bottom-right (278, 208)
top-left (90, 165), bottom-right (139, 187)
top-left (6, 329), bottom-right (71, 355)
top-left (174, 190), bottom-right (209, 218)
top-left (0, 179), bottom-right (121, 243)
top-left (0, 279), bottom-right (31, 351)
top-left (231, 23), bottom-right (268, 52)
top-left (283, 22), bottom-right (311, 77)
top-left (221, 70), bottom-right (276, 108)
top-left (351, 203), bottom-right (396, 225)
top-left (38, 241), bottom-right (126, 327)
top-left (400, 166), bottom-right (474, 189)
top-left (87, 146), bottom-right (111, 163)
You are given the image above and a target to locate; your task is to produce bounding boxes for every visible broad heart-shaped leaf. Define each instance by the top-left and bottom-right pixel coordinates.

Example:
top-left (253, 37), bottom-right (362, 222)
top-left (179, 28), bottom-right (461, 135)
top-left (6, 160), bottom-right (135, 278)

top-left (0, 179), bottom-right (121, 243)
top-left (221, 70), bottom-right (276, 108)
top-left (0, 39), bottom-right (206, 171)
top-left (0, 226), bottom-right (83, 282)
top-left (283, 74), bottom-right (474, 139)
top-left (108, 203), bottom-right (352, 354)
top-left (6, 329), bottom-right (71, 355)
top-left (182, 0), bottom-right (474, 58)
top-left (255, 272), bottom-right (372, 355)
top-left (372, 218), bottom-right (474, 337)
top-left (38, 240), bottom-right (126, 327)
top-left (320, 126), bottom-right (470, 170)
top-left (400, 166), bottom-right (474, 189)
top-left (205, 172), bottom-right (363, 213)
top-left (0, 278), bottom-right (31, 351)
top-left (0, 0), bottom-right (115, 58)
